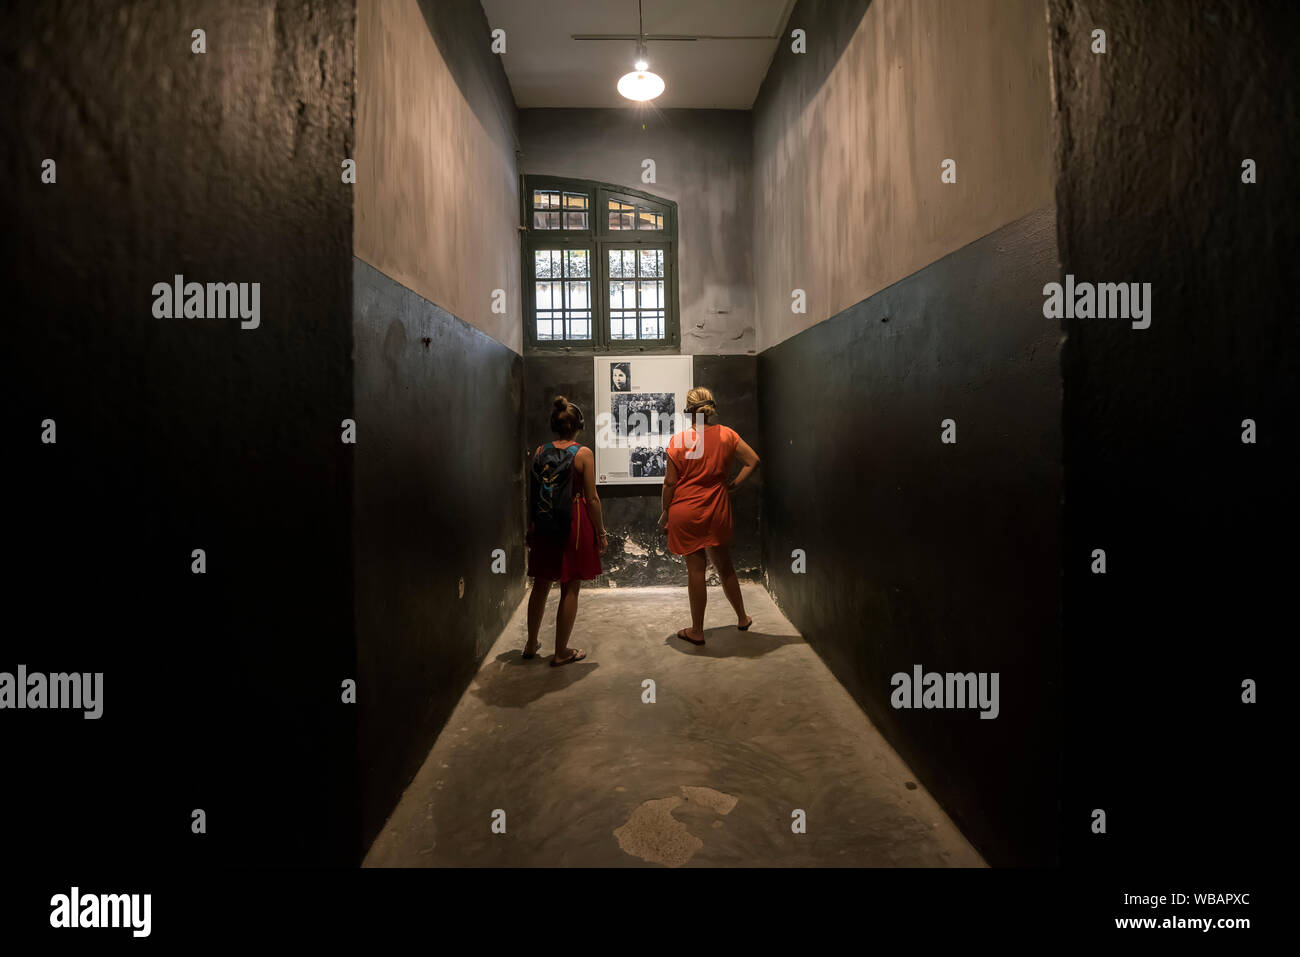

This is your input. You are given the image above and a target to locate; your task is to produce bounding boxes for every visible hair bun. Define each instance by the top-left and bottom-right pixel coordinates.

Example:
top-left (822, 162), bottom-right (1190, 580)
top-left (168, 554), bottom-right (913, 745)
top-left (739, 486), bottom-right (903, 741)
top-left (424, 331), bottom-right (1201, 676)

top-left (549, 395), bottom-right (583, 437)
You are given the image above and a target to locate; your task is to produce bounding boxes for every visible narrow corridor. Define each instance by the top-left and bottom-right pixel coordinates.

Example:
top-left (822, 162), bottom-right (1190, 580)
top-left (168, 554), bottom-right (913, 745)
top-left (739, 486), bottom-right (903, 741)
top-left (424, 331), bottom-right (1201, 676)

top-left (365, 584), bottom-right (984, 867)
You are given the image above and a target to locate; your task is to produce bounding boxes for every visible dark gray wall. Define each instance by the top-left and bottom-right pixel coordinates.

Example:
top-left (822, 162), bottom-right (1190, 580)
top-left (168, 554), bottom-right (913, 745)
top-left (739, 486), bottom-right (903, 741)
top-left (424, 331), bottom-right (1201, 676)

top-left (353, 260), bottom-right (525, 853)
top-left (759, 208), bottom-right (1063, 867)
top-left (1049, 0), bottom-right (1296, 869)
top-left (5, 0), bottom-right (356, 866)
top-left (519, 108), bottom-right (756, 354)
top-left (523, 356), bottom-right (761, 586)
top-left (352, 0), bottom-right (526, 855)
top-left (753, 0), bottom-right (1062, 868)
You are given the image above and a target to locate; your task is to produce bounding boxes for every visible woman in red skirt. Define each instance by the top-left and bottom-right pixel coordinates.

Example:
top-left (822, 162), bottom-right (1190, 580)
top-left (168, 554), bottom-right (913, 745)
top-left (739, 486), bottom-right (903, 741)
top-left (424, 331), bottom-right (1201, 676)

top-left (524, 396), bottom-right (607, 665)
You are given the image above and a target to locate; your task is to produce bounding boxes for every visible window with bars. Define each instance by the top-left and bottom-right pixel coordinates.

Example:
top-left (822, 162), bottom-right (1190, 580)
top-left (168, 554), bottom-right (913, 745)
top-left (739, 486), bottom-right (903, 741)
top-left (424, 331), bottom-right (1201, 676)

top-left (533, 248), bottom-right (591, 341)
top-left (608, 247), bottom-right (665, 340)
top-left (522, 176), bottom-right (678, 352)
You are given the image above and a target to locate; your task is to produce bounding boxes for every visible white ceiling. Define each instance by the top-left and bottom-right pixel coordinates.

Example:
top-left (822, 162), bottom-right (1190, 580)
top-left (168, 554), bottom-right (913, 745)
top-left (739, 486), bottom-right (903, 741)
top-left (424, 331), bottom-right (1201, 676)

top-left (479, 0), bottom-right (796, 109)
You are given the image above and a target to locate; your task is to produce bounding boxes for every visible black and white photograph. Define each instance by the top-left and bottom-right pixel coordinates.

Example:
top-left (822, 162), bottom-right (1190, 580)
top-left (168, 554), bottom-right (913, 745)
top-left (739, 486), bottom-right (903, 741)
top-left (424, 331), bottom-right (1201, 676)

top-left (610, 391), bottom-right (676, 438)
top-left (609, 361), bottom-right (631, 392)
top-left (629, 446), bottom-right (667, 477)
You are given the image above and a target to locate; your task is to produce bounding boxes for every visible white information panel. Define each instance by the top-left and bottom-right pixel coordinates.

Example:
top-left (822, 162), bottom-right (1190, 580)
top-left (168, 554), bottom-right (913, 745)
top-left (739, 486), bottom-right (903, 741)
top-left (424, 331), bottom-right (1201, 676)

top-left (592, 355), bottom-right (693, 485)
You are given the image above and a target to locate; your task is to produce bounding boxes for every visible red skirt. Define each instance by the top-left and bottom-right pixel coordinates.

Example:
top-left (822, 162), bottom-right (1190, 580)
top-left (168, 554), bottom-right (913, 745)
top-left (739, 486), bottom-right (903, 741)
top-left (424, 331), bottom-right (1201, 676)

top-left (527, 494), bottom-right (602, 582)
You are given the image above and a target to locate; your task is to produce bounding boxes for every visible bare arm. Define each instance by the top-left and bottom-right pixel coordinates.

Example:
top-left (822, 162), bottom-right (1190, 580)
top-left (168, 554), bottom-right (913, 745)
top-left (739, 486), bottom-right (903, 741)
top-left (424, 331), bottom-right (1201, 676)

top-left (658, 456), bottom-right (679, 528)
top-left (729, 437), bottom-right (760, 490)
top-left (577, 447), bottom-right (607, 550)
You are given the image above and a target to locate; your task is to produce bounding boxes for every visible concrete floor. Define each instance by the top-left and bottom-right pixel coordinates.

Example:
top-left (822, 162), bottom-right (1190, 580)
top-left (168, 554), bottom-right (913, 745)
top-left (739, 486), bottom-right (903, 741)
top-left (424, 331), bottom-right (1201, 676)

top-left (364, 584), bottom-right (985, 867)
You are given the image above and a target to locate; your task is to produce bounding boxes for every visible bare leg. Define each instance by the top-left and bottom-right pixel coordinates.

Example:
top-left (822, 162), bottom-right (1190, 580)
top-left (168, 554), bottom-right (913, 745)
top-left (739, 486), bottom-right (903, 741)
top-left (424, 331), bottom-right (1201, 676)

top-left (706, 544), bottom-right (751, 628)
top-left (554, 579), bottom-right (583, 662)
top-left (525, 578), bottom-right (553, 656)
top-left (678, 549), bottom-right (708, 642)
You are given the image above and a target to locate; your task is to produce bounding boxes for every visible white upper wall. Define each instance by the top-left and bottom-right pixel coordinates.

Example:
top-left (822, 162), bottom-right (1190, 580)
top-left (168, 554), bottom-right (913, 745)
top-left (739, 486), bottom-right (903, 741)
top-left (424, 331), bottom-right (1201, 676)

top-left (753, 0), bottom-right (1056, 351)
top-left (355, 0), bottom-right (523, 353)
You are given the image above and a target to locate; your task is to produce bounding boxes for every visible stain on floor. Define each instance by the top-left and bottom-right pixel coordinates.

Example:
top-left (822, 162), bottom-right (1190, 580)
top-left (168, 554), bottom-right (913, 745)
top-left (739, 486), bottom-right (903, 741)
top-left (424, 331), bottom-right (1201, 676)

top-left (613, 786), bottom-right (739, 866)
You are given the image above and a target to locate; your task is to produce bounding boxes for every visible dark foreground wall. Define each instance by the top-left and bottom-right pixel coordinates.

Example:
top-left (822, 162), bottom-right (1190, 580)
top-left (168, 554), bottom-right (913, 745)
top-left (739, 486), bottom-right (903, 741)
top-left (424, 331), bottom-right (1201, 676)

top-left (1050, 0), bottom-right (1296, 869)
top-left (352, 0), bottom-right (525, 856)
top-left (760, 208), bottom-right (1063, 866)
top-left (353, 260), bottom-right (525, 854)
top-left (523, 355), bottom-right (761, 586)
top-left (4, 1), bottom-right (357, 866)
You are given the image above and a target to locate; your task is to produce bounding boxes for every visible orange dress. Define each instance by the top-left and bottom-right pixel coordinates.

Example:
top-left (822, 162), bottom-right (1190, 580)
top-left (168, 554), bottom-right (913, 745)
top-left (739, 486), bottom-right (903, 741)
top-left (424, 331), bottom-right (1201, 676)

top-left (665, 425), bottom-right (739, 555)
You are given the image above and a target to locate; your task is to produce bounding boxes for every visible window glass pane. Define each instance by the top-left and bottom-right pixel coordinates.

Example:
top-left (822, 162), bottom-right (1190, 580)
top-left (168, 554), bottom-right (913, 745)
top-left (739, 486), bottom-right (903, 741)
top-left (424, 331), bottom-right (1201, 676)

top-left (608, 199), bottom-right (635, 230)
top-left (608, 249), bottom-right (635, 278)
top-left (610, 314), bottom-right (636, 339)
top-left (563, 211), bottom-right (588, 230)
top-left (638, 280), bottom-right (663, 309)
top-left (533, 211), bottom-right (560, 229)
top-left (534, 249), bottom-right (560, 278)
top-left (610, 279), bottom-right (636, 310)
top-left (640, 313), bottom-right (664, 339)
top-left (533, 190), bottom-right (560, 209)
top-left (564, 249), bottom-right (590, 278)
top-left (638, 249), bottom-right (663, 277)
top-left (563, 192), bottom-right (588, 209)
top-left (637, 208), bottom-right (663, 230)
top-left (534, 247), bottom-right (593, 342)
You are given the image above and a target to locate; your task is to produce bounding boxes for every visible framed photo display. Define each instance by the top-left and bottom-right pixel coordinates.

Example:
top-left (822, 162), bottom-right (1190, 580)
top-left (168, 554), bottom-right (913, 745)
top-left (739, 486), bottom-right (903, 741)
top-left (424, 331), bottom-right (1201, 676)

top-left (592, 355), bottom-right (693, 485)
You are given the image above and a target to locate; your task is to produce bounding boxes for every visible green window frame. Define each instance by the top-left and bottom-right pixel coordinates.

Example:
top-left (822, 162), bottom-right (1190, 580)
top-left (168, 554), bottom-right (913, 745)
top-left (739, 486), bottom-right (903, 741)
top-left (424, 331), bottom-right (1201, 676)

top-left (522, 175), bottom-right (679, 354)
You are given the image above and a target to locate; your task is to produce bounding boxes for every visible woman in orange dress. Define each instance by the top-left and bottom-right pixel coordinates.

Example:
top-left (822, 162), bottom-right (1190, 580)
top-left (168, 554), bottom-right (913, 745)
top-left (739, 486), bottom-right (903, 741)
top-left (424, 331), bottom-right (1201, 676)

top-left (659, 387), bottom-right (761, 645)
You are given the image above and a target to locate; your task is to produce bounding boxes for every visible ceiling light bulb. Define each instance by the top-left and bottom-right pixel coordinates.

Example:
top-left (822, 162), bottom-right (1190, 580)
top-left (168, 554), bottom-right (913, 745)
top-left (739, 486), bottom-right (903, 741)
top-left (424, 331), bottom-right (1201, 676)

top-left (618, 69), bottom-right (664, 102)
top-left (635, 58), bottom-right (648, 71)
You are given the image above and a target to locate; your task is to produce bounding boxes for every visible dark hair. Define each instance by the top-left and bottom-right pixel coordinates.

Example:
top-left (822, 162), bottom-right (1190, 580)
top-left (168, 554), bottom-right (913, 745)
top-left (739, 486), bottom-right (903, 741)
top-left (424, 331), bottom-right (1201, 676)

top-left (550, 395), bottom-right (584, 437)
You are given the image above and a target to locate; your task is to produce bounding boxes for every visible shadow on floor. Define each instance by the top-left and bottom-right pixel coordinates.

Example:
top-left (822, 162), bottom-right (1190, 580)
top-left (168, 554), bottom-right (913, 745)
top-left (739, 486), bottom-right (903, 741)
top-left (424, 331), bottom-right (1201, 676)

top-left (662, 628), bottom-right (801, 658)
top-left (468, 651), bottom-right (600, 708)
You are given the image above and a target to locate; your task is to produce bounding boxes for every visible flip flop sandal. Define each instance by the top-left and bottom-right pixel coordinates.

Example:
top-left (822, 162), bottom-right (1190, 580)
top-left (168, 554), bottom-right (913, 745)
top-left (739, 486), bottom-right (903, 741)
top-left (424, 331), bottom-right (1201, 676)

top-left (737, 617), bottom-right (753, 631)
top-left (551, 649), bottom-right (587, 667)
top-left (522, 645), bottom-right (539, 660)
top-left (676, 629), bottom-right (706, 646)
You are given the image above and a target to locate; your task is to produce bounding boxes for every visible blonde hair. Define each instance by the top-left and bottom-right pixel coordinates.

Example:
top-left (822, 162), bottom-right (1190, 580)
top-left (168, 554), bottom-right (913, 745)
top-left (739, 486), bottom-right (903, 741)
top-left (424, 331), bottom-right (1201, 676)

top-left (684, 387), bottom-right (717, 421)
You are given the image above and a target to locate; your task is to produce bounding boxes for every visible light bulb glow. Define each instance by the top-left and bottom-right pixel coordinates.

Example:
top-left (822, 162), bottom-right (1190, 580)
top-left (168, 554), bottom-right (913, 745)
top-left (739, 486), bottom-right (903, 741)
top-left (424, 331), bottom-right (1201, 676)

top-left (618, 69), bottom-right (664, 102)
top-left (634, 58), bottom-right (648, 71)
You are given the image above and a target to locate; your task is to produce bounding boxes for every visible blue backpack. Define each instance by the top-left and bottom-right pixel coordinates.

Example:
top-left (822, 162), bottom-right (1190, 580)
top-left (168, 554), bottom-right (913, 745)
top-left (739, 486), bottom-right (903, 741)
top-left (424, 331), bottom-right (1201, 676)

top-left (530, 442), bottom-right (580, 539)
